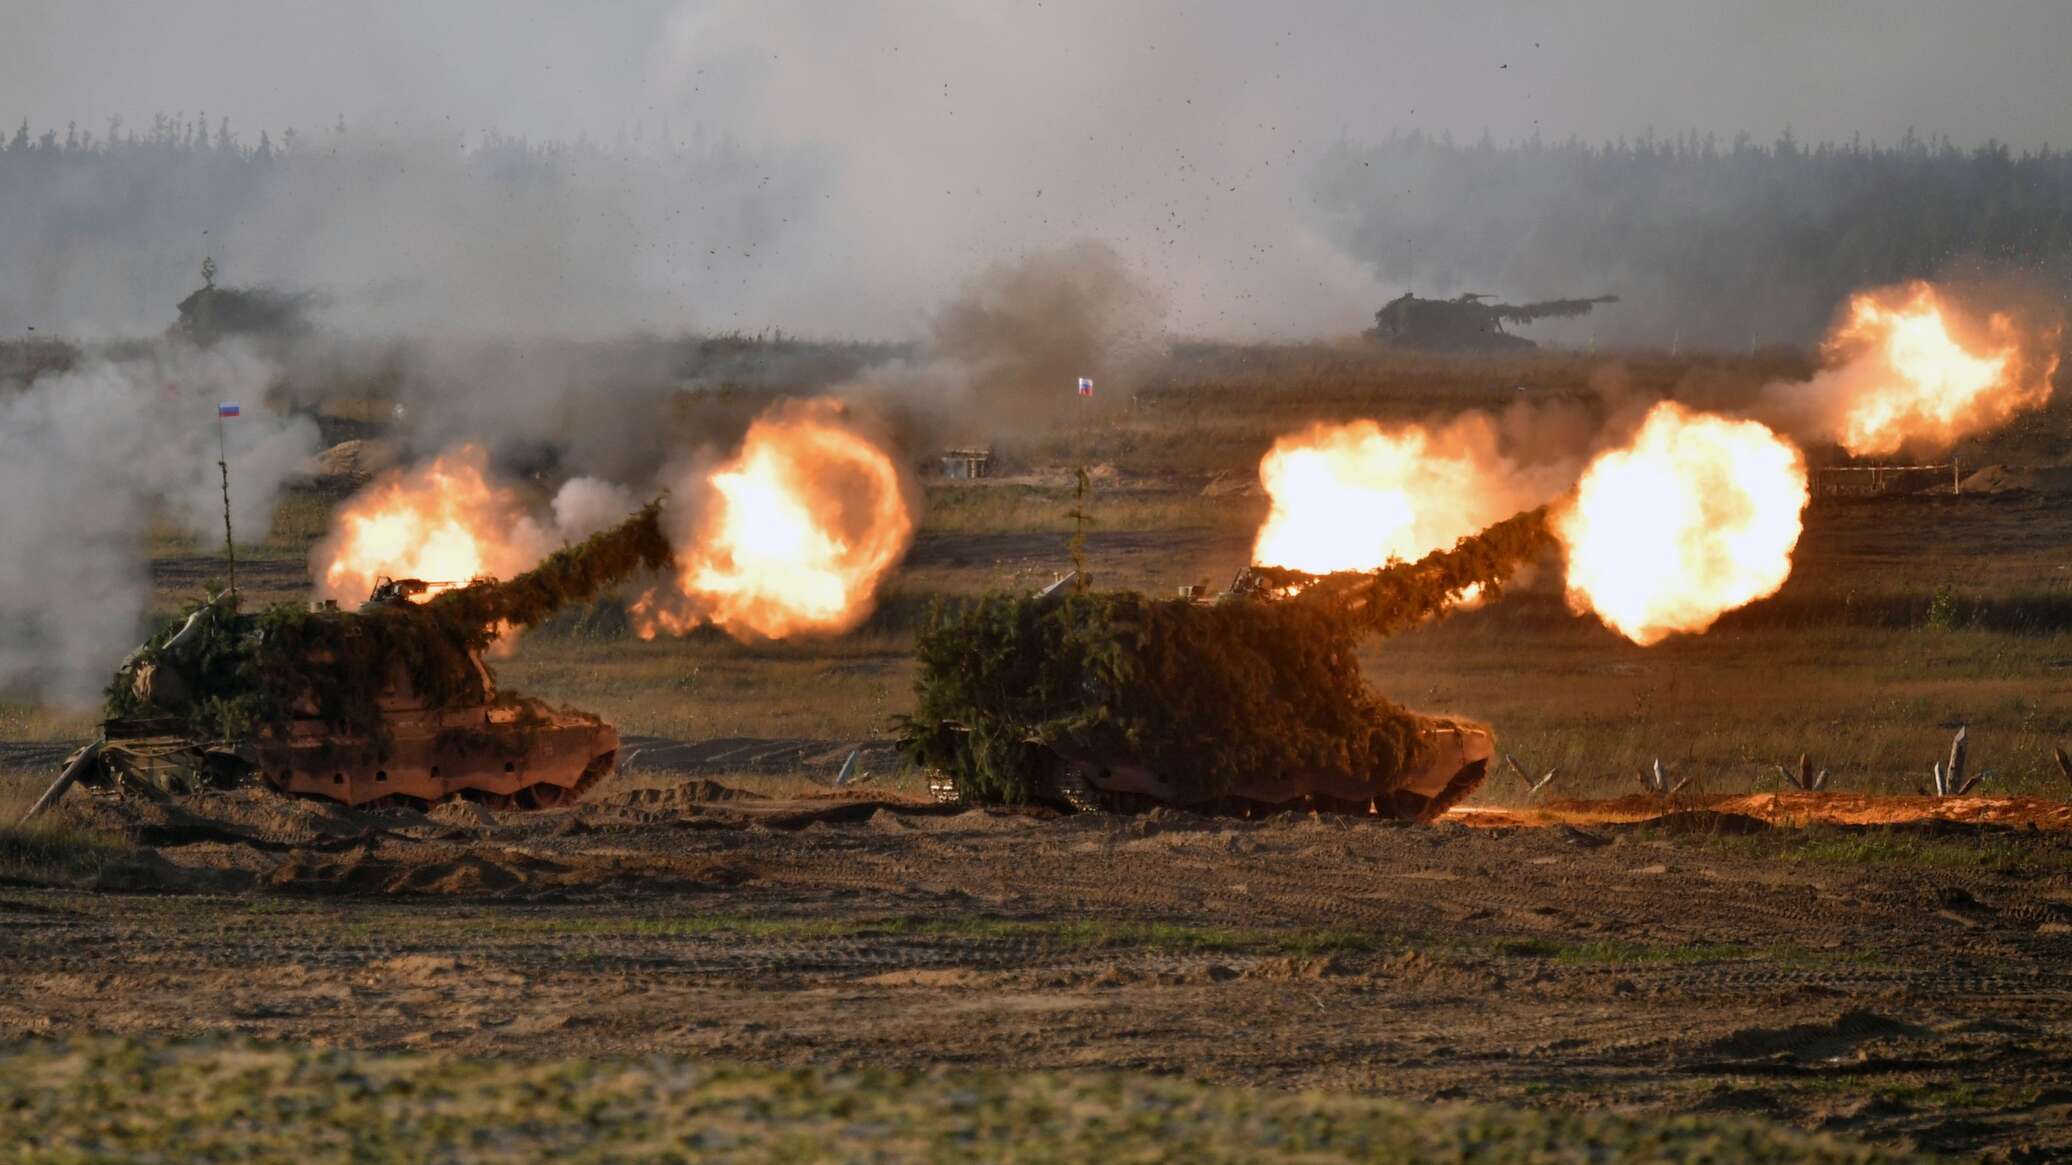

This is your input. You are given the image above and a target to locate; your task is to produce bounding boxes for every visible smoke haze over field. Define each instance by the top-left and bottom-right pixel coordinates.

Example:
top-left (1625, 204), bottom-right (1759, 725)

top-left (6, 2), bottom-right (2072, 342)
top-left (0, 344), bottom-right (318, 701)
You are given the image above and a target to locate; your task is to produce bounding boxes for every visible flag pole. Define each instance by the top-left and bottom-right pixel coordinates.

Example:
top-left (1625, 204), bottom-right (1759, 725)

top-left (217, 408), bottom-right (238, 608)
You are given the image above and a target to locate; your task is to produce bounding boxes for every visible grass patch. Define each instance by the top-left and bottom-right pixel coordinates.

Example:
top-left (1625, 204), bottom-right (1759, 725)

top-left (0, 1037), bottom-right (1921, 1164)
top-left (0, 824), bottom-right (128, 885)
top-left (1688, 827), bottom-right (2072, 874)
top-left (1786, 832), bottom-right (2063, 871)
top-left (921, 483), bottom-right (1260, 534)
top-left (1493, 937), bottom-right (1750, 966)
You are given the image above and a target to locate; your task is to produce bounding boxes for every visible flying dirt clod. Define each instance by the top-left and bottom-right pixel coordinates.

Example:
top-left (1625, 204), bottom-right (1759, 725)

top-left (40, 503), bottom-right (673, 816)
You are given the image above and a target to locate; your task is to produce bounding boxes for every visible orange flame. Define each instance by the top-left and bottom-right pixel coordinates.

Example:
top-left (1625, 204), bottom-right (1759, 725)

top-left (1252, 416), bottom-right (1538, 575)
top-left (1813, 282), bottom-right (2059, 456)
top-left (1556, 402), bottom-right (1808, 645)
top-left (312, 445), bottom-right (554, 605)
top-left (634, 403), bottom-right (914, 640)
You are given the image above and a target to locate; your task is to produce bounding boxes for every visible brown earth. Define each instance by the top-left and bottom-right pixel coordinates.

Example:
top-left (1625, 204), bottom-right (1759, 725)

top-left (6, 783), bottom-right (2071, 1162)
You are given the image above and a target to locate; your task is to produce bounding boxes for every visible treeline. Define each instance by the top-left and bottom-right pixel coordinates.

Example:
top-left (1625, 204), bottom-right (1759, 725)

top-left (0, 114), bottom-right (816, 337)
top-left (1314, 129), bottom-right (2072, 347)
top-left (0, 111), bottom-right (726, 162)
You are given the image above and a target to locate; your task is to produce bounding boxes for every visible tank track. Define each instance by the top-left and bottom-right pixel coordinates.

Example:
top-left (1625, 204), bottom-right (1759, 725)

top-left (924, 769), bottom-right (1158, 814)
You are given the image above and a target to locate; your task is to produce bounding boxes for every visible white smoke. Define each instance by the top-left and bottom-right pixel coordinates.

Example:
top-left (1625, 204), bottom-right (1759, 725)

top-left (0, 341), bottom-right (319, 701)
top-left (651, 1), bottom-right (1386, 338)
top-left (551, 476), bottom-right (640, 541)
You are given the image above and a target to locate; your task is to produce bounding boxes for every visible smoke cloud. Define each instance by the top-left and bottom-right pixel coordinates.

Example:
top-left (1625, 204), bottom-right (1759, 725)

top-left (835, 240), bottom-right (1166, 454)
top-left (0, 342), bottom-right (319, 701)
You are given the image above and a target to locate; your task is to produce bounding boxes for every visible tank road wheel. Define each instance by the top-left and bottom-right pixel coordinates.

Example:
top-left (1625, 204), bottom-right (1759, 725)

top-left (1041, 764), bottom-right (1160, 815)
top-left (513, 784), bottom-right (559, 810)
top-left (1306, 793), bottom-right (1376, 817)
top-left (363, 793), bottom-right (433, 813)
top-left (462, 787), bottom-right (519, 812)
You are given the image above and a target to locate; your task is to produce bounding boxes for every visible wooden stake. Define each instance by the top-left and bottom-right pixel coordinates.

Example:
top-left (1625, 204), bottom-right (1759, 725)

top-left (218, 412), bottom-right (238, 608)
top-left (19, 739), bottom-right (103, 824)
top-left (1946, 726), bottom-right (1969, 797)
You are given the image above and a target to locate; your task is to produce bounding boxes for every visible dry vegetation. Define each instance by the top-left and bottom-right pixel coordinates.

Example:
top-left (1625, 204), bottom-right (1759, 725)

top-left (0, 1038), bottom-right (1916, 1164)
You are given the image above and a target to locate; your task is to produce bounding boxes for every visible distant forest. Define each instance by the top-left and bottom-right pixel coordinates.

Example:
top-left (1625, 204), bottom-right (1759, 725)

top-left (1317, 130), bottom-right (2072, 346)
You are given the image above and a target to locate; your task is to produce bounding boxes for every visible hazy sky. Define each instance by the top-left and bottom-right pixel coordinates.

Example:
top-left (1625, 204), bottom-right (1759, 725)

top-left (5, 1), bottom-right (2068, 149)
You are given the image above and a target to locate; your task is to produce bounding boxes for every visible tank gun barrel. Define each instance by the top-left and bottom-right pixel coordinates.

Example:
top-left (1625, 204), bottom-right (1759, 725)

top-left (1494, 295), bottom-right (1619, 324)
top-left (427, 501), bottom-right (673, 633)
top-left (1248, 507), bottom-right (1555, 637)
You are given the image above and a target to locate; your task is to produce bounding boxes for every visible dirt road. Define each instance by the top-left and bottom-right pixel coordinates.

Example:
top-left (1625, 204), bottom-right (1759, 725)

top-left (5, 785), bottom-right (2070, 1161)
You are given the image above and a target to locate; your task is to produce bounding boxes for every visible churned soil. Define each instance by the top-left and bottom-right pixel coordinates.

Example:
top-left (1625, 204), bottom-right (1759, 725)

top-left (4, 782), bottom-right (2070, 1161)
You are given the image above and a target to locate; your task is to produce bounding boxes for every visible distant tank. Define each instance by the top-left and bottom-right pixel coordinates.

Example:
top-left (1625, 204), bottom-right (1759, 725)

top-left (171, 257), bottom-right (314, 345)
top-left (48, 503), bottom-right (672, 813)
top-left (905, 510), bottom-right (1553, 821)
top-left (1367, 292), bottom-right (1618, 351)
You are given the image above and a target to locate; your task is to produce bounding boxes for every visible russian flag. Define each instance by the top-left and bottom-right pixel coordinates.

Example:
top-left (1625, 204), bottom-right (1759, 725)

top-left (217, 402), bottom-right (241, 418)
top-left (1076, 376), bottom-right (1094, 397)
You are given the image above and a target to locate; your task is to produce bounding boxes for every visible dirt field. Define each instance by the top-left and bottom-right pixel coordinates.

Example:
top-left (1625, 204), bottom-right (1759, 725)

top-left (5, 778), bottom-right (2071, 1161)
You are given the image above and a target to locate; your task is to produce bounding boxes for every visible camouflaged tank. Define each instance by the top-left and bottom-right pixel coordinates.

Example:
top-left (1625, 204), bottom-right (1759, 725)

top-left (60, 503), bottom-right (671, 812)
top-left (904, 511), bottom-right (1554, 821)
top-left (1366, 292), bottom-right (1618, 351)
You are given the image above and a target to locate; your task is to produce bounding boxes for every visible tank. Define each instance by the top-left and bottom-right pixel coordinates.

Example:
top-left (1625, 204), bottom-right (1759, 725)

top-left (70, 502), bottom-right (672, 811)
top-left (1367, 292), bottom-right (1617, 351)
top-left (905, 510), bottom-right (1553, 821)
top-left (170, 257), bottom-right (314, 345)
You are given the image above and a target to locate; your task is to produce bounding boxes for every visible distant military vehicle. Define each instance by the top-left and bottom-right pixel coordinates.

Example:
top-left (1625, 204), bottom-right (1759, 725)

top-left (171, 257), bottom-right (314, 344)
top-left (1367, 292), bottom-right (1618, 351)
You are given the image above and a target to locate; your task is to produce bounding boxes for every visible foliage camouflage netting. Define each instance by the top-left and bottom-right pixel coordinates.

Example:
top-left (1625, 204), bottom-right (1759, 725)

top-left (424, 502), bottom-right (672, 633)
top-left (899, 508), bottom-right (1555, 804)
top-left (106, 504), bottom-right (672, 744)
top-left (898, 590), bottom-right (1424, 804)
top-left (1247, 508), bottom-right (1555, 638)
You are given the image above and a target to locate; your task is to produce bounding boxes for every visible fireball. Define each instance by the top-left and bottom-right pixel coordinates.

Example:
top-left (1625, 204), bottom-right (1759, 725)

top-left (634, 403), bottom-right (914, 640)
top-left (1816, 282), bottom-right (2059, 455)
top-left (312, 445), bottom-right (555, 604)
top-left (1253, 417), bottom-right (1529, 575)
top-left (1556, 402), bottom-right (1808, 645)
